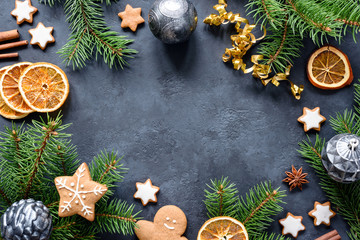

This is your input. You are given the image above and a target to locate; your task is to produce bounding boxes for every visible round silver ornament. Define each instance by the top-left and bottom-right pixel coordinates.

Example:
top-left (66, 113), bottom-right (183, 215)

top-left (321, 133), bottom-right (360, 183)
top-left (148, 0), bottom-right (198, 44)
top-left (1, 199), bottom-right (53, 240)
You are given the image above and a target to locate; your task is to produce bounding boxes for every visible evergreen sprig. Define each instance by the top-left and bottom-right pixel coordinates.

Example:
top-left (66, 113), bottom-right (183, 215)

top-left (298, 80), bottom-right (360, 239)
top-left (0, 114), bottom-right (140, 239)
top-left (203, 178), bottom-right (287, 239)
top-left (40, 0), bottom-right (136, 70)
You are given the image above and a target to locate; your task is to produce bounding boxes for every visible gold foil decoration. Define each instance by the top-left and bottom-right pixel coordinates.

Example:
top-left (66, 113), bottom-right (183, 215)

top-left (204, 0), bottom-right (304, 99)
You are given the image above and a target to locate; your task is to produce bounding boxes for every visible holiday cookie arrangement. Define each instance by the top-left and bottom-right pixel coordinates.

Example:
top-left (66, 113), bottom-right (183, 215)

top-left (0, 0), bottom-right (359, 239)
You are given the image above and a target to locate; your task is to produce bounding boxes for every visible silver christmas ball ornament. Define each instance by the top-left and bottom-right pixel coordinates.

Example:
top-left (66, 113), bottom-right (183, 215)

top-left (1, 199), bottom-right (53, 240)
top-left (148, 0), bottom-right (198, 44)
top-left (321, 133), bottom-right (360, 183)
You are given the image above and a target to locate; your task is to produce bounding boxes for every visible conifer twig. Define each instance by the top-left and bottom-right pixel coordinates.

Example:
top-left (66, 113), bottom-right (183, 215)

top-left (243, 190), bottom-right (277, 224)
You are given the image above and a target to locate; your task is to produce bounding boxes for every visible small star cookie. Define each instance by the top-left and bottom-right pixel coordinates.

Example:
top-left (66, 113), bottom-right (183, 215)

top-left (297, 107), bottom-right (326, 132)
top-left (279, 212), bottom-right (305, 238)
top-left (11, 0), bottom-right (38, 24)
top-left (29, 22), bottom-right (55, 50)
top-left (55, 163), bottom-right (108, 221)
top-left (118, 4), bottom-right (145, 32)
top-left (134, 179), bottom-right (160, 206)
top-left (308, 201), bottom-right (336, 226)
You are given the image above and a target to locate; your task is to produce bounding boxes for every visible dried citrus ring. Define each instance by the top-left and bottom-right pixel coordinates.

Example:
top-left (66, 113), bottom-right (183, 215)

top-left (197, 216), bottom-right (249, 240)
top-left (307, 45), bottom-right (353, 90)
top-left (0, 66), bottom-right (29, 119)
top-left (0, 62), bottom-right (34, 113)
top-left (19, 62), bottom-right (69, 112)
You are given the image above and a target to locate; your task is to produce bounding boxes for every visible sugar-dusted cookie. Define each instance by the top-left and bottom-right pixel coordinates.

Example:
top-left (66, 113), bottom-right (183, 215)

top-left (118, 4), bottom-right (145, 32)
top-left (134, 178), bottom-right (160, 206)
top-left (55, 163), bottom-right (108, 221)
top-left (297, 107), bottom-right (326, 132)
top-left (308, 201), bottom-right (336, 226)
top-left (28, 22), bottom-right (55, 50)
top-left (135, 205), bottom-right (188, 240)
top-left (279, 212), bottom-right (305, 238)
top-left (11, 0), bottom-right (38, 25)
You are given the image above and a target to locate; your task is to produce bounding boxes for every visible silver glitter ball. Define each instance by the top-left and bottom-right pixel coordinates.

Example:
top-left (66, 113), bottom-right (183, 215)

top-left (321, 134), bottom-right (360, 183)
top-left (148, 0), bottom-right (198, 44)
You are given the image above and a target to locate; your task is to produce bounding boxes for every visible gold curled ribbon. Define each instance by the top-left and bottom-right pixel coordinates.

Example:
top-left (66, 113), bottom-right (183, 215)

top-left (204, 0), bottom-right (304, 100)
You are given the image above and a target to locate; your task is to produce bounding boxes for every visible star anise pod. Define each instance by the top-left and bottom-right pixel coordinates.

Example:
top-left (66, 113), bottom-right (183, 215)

top-left (283, 165), bottom-right (309, 191)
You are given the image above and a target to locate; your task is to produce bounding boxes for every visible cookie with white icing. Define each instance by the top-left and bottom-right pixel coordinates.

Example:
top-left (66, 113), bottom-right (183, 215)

top-left (279, 212), bottom-right (305, 238)
top-left (135, 205), bottom-right (188, 240)
top-left (297, 107), bottom-right (326, 132)
top-left (134, 178), bottom-right (160, 206)
top-left (11, 0), bottom-right (38, 24)
top-left (29, 22), bottom-right (55, 50)
top-left (308, 201), bottom-right (336, 226)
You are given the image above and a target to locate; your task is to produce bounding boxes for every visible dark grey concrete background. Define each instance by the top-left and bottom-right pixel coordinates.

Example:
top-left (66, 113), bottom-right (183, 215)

top-left (0, 0), bottom-right (357, 239)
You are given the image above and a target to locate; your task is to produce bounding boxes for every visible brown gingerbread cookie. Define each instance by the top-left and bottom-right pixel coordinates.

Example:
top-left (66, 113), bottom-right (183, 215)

top-left (135, 205), bottom-right (188, 240)
top-left (55, 163), bottom-right (108, 221)
top-left (308, 201), bottom-right (336, 226)
top-left (118, 4), bottom-right (145, 32)
top-left (11, 0), bottom-right (38, 25)
top-left (28, 22), bottom-right (55, 50)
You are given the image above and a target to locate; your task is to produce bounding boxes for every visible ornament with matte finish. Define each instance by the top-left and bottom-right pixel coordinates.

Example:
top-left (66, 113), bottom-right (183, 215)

top-left (148, 0), bottom-right (198, 44)
top-left (1, 199), bottom-right (53, 240)
top-left (321, 134), bottom-right (360, 183)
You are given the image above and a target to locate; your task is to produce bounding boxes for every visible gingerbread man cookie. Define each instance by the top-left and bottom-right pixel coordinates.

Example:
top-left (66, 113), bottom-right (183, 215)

top-left (11, 0), bottom-right (38, 25)
top-left (135, 205), bottom-right (188, 240)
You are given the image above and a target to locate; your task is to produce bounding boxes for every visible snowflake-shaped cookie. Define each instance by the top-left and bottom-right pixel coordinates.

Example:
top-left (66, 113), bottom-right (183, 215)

top-left (297, 107), bottom-right (326, 132)
top-left (29, 22), bottom-right (55, 50)
top-left (308, 201), bottom-right (336, 226)
top-left (134, 179), bottom-right (160, 206)
top-left (55, 163), bottom-right (108, 221)
top-left (11, 0), bottom-right (38, 24)
top-left (279, 212), bottom-right (305, 238)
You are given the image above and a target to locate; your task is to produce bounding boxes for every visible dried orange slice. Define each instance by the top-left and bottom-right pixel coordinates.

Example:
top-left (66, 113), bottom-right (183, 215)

top-left (197, 216), bottom-right (249, 240)
top-left (0, 66), bottom-right (29, 119)
top-left (19, 62), bottom-right (69, 112)
top-left (0, 62), bottom-right (34, 113)
top-left (307, 45), bottom-right (353, 90)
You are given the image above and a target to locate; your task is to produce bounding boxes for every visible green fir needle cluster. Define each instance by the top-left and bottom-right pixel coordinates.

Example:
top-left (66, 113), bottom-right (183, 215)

top-left (298, 81), bottom-right (360, 240)
top-left (39, 0), bottom-right (137, 70)
top-left (0, 115), bottom-right (140, 240)
top-left (246, 0), bottom-right (360, 73)
top-left (203, 177), bottom-right (289, 240)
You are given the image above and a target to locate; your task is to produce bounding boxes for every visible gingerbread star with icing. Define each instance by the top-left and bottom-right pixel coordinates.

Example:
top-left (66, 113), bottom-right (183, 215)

top-left (118, 4), bottom-right (145, 32)
top-left (297, 107), bottom-right (326, 132)
top-left (11, 0), bottom-right (38, 25)
top-left (279, 212), bottom-right (305, 238)
top-left (308, 201), bottom-right (336, 226)
top-left (134, 179), bottom-right (160, 206)
top-left (29, 22), bottom-right (55, 50)
top-left (55, 163), bottom-right (108, 221)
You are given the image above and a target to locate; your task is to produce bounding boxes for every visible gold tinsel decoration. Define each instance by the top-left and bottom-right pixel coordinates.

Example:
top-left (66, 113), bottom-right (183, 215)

top-left (204, 0), bottom-right (304, 100)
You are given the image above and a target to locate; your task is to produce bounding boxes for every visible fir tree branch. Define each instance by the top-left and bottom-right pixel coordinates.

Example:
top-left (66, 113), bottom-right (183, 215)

top-left (252, 232), bottom-right (290, 240)
top-left (53, 222), bottom-right (77, 230)
top-left (266, 18), bottom-right (288, 66)
top-left (0, 188), bottom-right (11, 206)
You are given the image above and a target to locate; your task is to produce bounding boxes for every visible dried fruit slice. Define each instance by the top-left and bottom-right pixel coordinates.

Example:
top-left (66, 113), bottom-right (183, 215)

top-left (197, 216), bottom-right (248, 240)
top-left (0, 66), bottom-right (29, 119)
top-left (0, 62), bottom-right (34, 113)
top-left (19, 62), bottom-right (69, 112)
top-left (307, 45), bottom-right (353, 90)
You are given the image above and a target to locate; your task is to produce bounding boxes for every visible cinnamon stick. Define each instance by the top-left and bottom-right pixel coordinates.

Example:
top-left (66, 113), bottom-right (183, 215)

top-left (0, 30), bottom-right (19, 42)
top-left (0, 40), bottom-right (28, 51)
top-left (315, 230), bottom-right (341, 240)
top-left (0, 53), bottom-right (19, 59)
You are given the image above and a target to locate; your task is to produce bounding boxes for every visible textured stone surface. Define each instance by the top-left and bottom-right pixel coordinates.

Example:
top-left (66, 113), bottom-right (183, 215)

top-left (0, 0), bottom-right (357, 239)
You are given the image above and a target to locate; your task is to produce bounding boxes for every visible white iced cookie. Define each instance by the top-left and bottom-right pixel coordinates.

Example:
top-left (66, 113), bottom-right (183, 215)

top-left (11, 0), bottom-right (38, 24)
top-left (134, 178), bottom-right (160, 206)
top-left (308, 201), bottom-right (336, 226)
top-left (297, 107), bottom-right (326, 132)
top-left (28, 22), bottom-right (55, 50)
top-left (279, 212), bottom-right (305, 238)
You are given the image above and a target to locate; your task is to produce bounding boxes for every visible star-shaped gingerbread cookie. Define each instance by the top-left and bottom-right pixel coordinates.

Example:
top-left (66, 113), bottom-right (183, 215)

top-left (29, 22), bottom-right (55, 50)
top-left (134, 179), bottom-right (160, 206)
top-left (279, 212), bottom-right (305, 238)
top-left (297, 107), bottom-right (326, 132)
top-left (308, 201), bottom-right (336, 226)
top-left (55, 163), bottom-right (108, 221)
top-left (11, 0), bottom-right (38, 24)
top-left (118, 4), bottom-right (145, 32)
